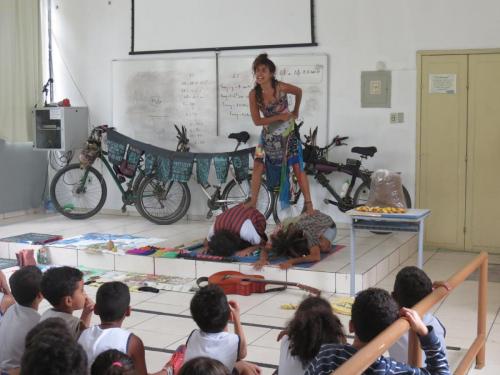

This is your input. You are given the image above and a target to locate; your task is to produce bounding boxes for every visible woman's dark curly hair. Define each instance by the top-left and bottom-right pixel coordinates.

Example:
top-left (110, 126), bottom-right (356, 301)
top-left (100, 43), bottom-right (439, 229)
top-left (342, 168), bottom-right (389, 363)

top-left (287, 296), bottom-right (346, 366)
top-left (252, 53), bottom-right (279, 107)
top-left (271, 225), bottom-right (309, 258)
top-left (207, 229), bottom-right (252, 257)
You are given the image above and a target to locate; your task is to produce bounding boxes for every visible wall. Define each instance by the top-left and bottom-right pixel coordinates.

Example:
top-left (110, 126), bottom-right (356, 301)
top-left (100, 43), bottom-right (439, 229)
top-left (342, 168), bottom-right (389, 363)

top-left (0, 139), bottom-right (47, 214)
top-left (48, 0), bottom-right (500, 223)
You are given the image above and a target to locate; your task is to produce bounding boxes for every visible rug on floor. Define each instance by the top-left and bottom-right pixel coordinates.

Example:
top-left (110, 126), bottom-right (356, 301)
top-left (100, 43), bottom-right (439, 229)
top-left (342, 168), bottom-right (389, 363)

top-left (177, 242), bottom-right (346, 269)
top-left (49, 233), bottom-right (166, 255)
top-left (0, 233), bottom-right (62, 245)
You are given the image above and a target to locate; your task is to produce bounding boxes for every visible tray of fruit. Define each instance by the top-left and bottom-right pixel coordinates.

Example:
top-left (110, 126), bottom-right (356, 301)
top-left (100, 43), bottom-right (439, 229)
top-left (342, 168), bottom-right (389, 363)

top-left (355, 206), bottom-right (407, 214)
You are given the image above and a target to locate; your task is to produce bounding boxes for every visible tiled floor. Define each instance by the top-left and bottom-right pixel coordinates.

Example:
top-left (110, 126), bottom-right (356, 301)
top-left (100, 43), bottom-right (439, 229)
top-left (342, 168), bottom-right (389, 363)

top-left (1, 213), bottom-right (499, 374)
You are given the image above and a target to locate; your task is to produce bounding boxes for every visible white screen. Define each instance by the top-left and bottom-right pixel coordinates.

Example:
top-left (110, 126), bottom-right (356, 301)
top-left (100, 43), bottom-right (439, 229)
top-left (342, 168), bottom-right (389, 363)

top-left (132, 0), bottom-right (315, 53)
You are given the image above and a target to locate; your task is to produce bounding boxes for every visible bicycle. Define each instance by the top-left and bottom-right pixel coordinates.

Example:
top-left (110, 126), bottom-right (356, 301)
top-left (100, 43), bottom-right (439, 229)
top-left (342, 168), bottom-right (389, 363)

top-left (135, 125), bottom-right (273, 224)
top-left (50, 125), bottom-right (155, 220)
top-left (272, 125), bottom-right (411, 223)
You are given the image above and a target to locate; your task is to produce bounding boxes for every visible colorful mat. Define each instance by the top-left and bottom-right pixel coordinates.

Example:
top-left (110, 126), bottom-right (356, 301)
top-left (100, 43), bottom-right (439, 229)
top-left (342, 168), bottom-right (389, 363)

top-left (178, 243), bottom-right (346, 269)
top-left (49, 233), bottom-right (165, 255)
top-left (126, 245), bottom-right (181, 258)
top-left (0, 233), bottom-right (62, 245)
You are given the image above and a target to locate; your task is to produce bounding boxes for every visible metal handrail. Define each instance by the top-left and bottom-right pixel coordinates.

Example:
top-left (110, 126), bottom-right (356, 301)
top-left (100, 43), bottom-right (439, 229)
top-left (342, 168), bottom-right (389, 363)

top-left (333, 251), bottom-right (488, 375)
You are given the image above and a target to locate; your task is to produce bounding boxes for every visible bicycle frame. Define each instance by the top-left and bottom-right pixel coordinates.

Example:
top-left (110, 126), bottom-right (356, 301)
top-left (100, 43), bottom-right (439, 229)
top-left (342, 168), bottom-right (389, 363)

top-left (177, 131), bottom-right (252, 208)
top-left (308, 159), bottom-right (371, 209)
top-left (78, 153), bottom-right (140, 200)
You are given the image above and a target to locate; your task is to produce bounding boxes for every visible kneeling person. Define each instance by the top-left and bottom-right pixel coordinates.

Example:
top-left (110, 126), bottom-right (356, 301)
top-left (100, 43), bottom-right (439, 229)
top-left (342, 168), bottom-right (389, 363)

top-left (255, 210), bottom-right (336, 270)
top-left (205, 204), bottom-right (267, 257)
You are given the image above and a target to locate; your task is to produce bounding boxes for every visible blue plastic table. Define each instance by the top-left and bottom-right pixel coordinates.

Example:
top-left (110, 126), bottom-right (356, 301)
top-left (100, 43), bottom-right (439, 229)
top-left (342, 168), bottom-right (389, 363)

top-left (347, 208), bottom-right (431, 295)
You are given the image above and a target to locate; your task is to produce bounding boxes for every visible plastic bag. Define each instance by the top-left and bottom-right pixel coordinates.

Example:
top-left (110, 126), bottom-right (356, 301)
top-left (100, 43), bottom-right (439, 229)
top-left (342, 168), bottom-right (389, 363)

top-left (366, 169), bottom-right (407, 208)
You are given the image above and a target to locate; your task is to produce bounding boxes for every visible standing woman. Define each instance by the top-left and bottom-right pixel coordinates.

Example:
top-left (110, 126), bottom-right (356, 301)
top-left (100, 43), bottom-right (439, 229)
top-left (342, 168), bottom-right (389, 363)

top-left (246, 53), bottom-right (314, 214)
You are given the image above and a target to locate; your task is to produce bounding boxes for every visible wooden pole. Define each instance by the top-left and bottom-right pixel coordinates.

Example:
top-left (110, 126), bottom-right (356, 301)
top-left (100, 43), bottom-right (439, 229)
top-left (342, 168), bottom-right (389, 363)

top-left (332, 252), bottom-right (488, 375)
top-left (475, 256), bottom-right (488, 368)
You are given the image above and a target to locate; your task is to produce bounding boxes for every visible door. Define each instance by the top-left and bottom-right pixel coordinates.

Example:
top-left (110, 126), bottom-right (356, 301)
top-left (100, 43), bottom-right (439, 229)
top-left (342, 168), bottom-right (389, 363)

top-left (419, 55), bottom-right (468, 250)
top-left (466, 54), bottom-right (500, 252)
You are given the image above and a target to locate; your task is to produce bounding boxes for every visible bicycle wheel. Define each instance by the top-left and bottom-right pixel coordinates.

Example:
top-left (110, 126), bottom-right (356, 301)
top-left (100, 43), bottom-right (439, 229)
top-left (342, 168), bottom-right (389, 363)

top-left (353, 182), bottom-right (412, 208)
top-left (136, 176), bottom-right (190, 225)
top-left (272, 189), bottom-right (304, 224)
top-left (50, 163), bottom-right (107, 219)
top-left (221, 176), bottom-right (272, 219)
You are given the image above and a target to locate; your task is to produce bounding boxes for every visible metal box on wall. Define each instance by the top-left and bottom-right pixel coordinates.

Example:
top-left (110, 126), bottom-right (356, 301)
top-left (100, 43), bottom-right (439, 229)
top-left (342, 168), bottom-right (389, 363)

top-left (32, 107), bottom-right (88, 151)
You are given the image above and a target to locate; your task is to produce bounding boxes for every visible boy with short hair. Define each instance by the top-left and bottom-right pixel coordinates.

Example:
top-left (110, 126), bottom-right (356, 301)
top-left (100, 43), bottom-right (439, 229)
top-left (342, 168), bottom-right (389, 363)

top-left (40, 266), bottom-right (94, 338)
top-left (78, 281), bottom-right (167, 375)
top-left (0, 266), bottom-right (43, 371)
top-left (185, 284), bottom-right (249, 373)
top-left (305, 288), bottom-right (450, 375)
top-left (389, 266), bottom-right (447, 363)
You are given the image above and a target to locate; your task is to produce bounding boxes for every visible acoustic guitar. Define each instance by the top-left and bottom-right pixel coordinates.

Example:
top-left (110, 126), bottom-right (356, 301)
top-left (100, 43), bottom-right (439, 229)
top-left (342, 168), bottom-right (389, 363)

top-left (197, 270), bottom-right (321, 297)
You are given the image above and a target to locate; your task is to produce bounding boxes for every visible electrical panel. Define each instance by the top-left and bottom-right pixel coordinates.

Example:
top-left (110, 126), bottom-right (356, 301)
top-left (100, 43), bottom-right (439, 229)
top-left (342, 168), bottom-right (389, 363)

top-left (32, 107), bottom-right (88, 151)
top-left (361, 71), bottom-right (391, 108)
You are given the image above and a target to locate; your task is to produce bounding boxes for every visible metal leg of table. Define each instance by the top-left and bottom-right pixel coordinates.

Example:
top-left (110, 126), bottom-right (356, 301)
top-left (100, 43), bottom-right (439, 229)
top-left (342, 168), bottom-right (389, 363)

top-left (418, 219), bottom-right (424, 269)
top-left (350, 218), bottom-right (356, 296)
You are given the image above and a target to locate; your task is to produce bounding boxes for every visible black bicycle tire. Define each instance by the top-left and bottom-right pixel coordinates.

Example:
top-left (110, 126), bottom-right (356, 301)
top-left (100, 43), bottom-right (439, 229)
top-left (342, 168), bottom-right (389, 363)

top-left (50, 163), bottom-right (107, 220)
top-left (136, 177), bottom-right (191, 225)
top-left (221, 176), bottom-right (273, 219)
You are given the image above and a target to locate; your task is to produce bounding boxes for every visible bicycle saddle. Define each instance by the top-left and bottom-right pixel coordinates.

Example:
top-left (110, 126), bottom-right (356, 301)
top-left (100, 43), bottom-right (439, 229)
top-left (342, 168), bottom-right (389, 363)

top-left (351, 146), bottom-right (377, 157)
top-left (228, 131), bottom-right (250, 144)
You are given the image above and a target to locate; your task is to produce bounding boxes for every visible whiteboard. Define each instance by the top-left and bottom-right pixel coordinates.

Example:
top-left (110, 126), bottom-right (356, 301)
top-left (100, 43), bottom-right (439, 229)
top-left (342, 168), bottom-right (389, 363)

top-left (112, 54), bottom-right (328, 152)
top-left (112, 58), bottom-right (217, 150)
top-left (132, 0), bottom-right (314, 53)
top-left (218, 54), bottom-right (328, 145)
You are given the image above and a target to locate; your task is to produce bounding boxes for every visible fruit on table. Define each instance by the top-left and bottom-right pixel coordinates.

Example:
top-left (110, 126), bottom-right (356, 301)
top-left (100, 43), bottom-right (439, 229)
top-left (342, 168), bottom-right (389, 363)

top-left (355, 206), bottom-right (406, 214)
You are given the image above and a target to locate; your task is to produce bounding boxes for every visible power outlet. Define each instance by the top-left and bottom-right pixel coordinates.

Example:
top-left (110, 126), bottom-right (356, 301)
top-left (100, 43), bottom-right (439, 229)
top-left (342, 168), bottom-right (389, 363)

top-left (390, 112), bottom-right (404, 124)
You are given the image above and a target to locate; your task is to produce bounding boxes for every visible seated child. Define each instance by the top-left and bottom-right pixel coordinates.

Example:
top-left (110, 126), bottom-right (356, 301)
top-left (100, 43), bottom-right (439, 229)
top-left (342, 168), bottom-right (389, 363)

top-left (179, 357), bottom-right (231, 375)
top-left (91, 349), bottom-right (136, 375)
top-left (305, 288), bottom-right (450, 375)
top-left (21, 317), bottom-right (87, 375)
top-left (0, 266), bottom-right (43, 371)
top-left (78, 281), bottom-right (167, 375)
top-left (278, 296), bottom-right (346, 375)
top-left (184, 285), bottom-right (252, 373)
top-left (254, 210), bottom-right (336, 270)
top-left (205, 204), bottom-right (267, 257)
top-left (389, 266), bottom-right (447, 363)
top-left (40, 266), bottom-right (94, 338)
top-left (0, 270), bottom-right (15, 321)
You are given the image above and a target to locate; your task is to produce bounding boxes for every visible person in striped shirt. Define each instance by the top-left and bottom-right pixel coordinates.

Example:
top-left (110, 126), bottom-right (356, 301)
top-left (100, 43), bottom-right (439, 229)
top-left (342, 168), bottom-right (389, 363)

top-left (204, 204), bottom-right (268, 257)
top-left (305, 288), bottom-right (450, 375)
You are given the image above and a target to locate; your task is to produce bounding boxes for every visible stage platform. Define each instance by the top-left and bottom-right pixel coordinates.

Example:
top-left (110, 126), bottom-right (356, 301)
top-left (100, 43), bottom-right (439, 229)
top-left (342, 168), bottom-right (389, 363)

top-left (0, 213), bottom-right (418, 294)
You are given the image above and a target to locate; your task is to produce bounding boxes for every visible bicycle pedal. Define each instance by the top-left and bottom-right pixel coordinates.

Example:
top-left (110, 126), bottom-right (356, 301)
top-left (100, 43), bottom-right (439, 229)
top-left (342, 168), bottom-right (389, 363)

top-left (324, 199), bottom-right (338, 206)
